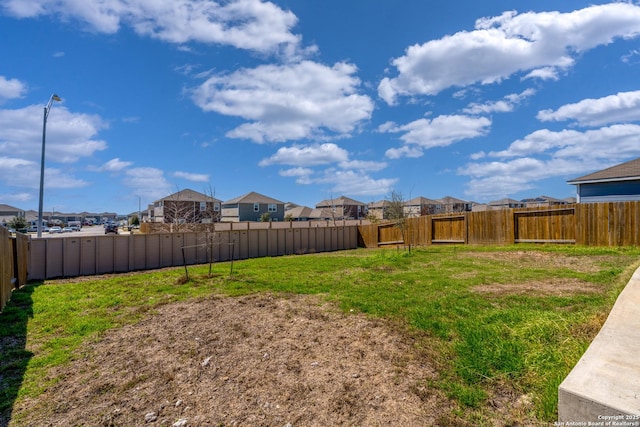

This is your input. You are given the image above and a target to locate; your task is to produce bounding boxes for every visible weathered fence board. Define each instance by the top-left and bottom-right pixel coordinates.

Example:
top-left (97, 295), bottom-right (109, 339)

top-left (1, 231), bottom-right (29, 312)
top-left (0, 227), bottom-right (12, 312)
top-left (360, 202), bottom-right (640, 248)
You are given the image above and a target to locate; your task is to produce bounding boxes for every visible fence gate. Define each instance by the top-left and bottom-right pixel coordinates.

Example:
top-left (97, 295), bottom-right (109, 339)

top-left (431, 215), bottom-right (466, 244)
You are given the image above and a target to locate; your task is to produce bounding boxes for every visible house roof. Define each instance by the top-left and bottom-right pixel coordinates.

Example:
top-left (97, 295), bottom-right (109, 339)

top-left (285, 205), bottom-right (313, 218)
top-left (436, 196), bottom-right (469, 204)
top-left (406, 196), bottom-right (439, 206)
top-left (159, 189), bottom-right (221, 203)
top-left (308, 207), bottom-right (335, 219)
top-left (568, 157), bottom-right (640, 184)
top-left (0, 204), bottom-right (22, 213)
top-left (522, 195), bottom-right (567, 203)
top-left (316, 195), bottom-right (365, 208)
top-left (223, 191), bottom-right (284, 205)
top-left (488, 198), bottom-right (523, 206)
top-left (368, 200), bottom-right (389, 208)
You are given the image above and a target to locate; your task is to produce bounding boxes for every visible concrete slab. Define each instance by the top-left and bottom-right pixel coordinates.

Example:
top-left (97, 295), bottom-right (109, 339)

top-left (558, 265), bottom-right (640, 423)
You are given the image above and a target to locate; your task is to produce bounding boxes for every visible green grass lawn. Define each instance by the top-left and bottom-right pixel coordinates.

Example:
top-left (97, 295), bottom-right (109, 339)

top-left (2, 244), bottom-right (639, 424)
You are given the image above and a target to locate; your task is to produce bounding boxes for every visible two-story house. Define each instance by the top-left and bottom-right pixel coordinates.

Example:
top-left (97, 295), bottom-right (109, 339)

top-left (221, 192), bottom-right (285, 222)
top-left (315, 196), bottom-right (367, 220)
top-left (152, 189), bottom-right (221, 223)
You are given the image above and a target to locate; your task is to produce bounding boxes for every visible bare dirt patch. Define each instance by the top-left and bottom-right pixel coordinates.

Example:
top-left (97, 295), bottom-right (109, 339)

top-left (473, 277), bottom-right (602, 297)
top-left (462, 251), bottom-right (616, 273)
top-left (14, 294), bottom-right (457, 426)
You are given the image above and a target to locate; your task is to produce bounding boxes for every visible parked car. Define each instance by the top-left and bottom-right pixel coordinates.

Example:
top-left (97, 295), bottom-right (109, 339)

top-left (49, 226), bottom-right (62, 233)
top-left (105, 224), bottom-right (119, 234)
top-left (62, 226), bottom-right (73, 233)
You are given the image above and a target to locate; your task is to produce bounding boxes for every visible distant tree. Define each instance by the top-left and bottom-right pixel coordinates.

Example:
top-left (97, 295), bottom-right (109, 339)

top-left (162, 188), bottom-right (196, 232)
top-left (285, 213), bottom-right (294, 222)
top-left (260, 212), bottom-right (271, 222)
top-left (366, 211), bottom-right (379, 223)
top-left (329, 192), bottom-right (337, 227)
top-left (129, 215), bottom-right (140, 226)
top-left (196, 185), bottom-right (225, 277)
top-left (386, 190), bottom-right (410, 251)
top-left (9, 216), bottom-right (27, 231)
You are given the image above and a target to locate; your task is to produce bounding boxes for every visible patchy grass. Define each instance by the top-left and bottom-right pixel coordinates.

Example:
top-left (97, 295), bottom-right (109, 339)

top-left (2, 244), bottom-right (639, 424)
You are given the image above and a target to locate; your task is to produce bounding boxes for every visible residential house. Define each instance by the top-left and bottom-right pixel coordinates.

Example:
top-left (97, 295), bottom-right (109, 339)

top-left (221, 191), bottom-right (285, 222)
top-left (567, 157), bottom-right (640, 203)
top-left (367, 200), bottom-right (389, 220)
top-left (0, 204), bottom-right (25, 226)
top-left (490, 198), bottom-right (527, 209)
top-left (435, 196), bottom-right (473, 213)
top-left (404, 196), bottom-right (440, 217)
top-left (152, 189), bottom-right (221, 223)
top-left (315, 196), bottom-right (367, 220)
top-left (285, 205), bottom-right (314, 221)
top-left (308, 207), bottom-right (335, 221)
top-left (521, 195), bottom-right (569, 208)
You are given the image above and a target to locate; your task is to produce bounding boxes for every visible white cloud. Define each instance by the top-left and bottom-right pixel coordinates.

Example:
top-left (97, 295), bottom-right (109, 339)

top-left (279, 167), bottom-right (313, 184)
top-left (490, 125), bottom-right (640, 159)
top-left (463, 88), bottom-right (535, 115)
top-left (191, 60), bottom-right (374, 143)
top-left (1, 0), bottom-right (304, 56)
top-left (316, 170), bottom-right (398, 198)
top-left (381, 114), bottom-right (491, 158)
top-left (173, 171), bottom-right (210, 182)
top-left (338, 160), bottom-right (387, 172)
top-left (622, 49), bottom-right (640, 63)
top-left (379, 3), bottom-right (640, 104)
top-left (259, 143), bottom-right (349, 167)
top-left (95, 158), bottom-right (133, 172)
top-left (0, 105), bottom-right (108, 190)
top-left (522, 67), bottom-right (559, 81)
top-left (123, 167), bottom-right (173, 200)
top-left (385, 146), bottom-right (425, 160)
top-left (461, 124), bottom-right (640, 199)
top-left (0, 192), bottom-right (32, 204)
top-left (0, 76), bottom-right (27, 101)
top-left (536, 90), bottom-right (640, 127)
top-left (0, 105), bottom-right (108, 164)
top-left (0, 155), bottom-right (89, 190)
top-left (279, 167), bottom-right (313, 177)
top-left (259, 142), bottom-right (394, 197)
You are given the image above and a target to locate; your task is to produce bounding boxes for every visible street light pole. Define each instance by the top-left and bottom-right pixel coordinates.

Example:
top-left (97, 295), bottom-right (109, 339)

top-left (37, 94), bottom-right (62, 238)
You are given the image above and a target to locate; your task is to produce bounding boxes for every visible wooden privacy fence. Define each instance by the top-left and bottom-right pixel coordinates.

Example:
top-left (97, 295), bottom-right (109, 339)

top-left (359, 202), bottom-right (640, 248)
top-left (0, 228), bottom-right (28, 312)
top-left (28, 225), bottom-right (358, 281)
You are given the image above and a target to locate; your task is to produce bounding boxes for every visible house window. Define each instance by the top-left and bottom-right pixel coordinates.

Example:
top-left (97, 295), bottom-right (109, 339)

top-left (268, 204), bottom-right (277, 212)
top-left (253, 203), bottom-right (260, 212)
top-left (214, 203), bottom-right (220, 212)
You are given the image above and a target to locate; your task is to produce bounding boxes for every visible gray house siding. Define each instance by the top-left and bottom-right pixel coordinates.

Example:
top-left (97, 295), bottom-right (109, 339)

top-left (222, 203), bottom-right (285, 222)
top-left (238, 203), bottom-right (284, 222)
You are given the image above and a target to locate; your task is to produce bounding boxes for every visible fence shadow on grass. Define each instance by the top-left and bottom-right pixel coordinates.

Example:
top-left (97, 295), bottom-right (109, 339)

top-left (0, 282), bottom-right (38, 426)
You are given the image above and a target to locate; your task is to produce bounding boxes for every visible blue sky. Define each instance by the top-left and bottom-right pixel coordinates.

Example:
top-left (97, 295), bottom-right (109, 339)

top-left (3, 0), bottom-right (640, 214)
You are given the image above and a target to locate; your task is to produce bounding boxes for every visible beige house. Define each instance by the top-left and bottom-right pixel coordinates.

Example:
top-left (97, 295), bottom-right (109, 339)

top-left (315, 196), bottom-right (367, 220)
top-left (151, 189), bottom-right (221, 223)
top-left (404, 196), bottom-right (440, 217)
top-left (434, 196), bottom-right (473, 213)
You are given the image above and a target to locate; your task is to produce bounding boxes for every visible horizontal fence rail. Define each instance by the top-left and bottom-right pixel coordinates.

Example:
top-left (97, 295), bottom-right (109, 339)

top-left (359, 202), bottom-right (640, 248)
top-left (27, 226), bottom-right (359, 281)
